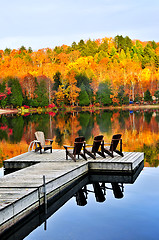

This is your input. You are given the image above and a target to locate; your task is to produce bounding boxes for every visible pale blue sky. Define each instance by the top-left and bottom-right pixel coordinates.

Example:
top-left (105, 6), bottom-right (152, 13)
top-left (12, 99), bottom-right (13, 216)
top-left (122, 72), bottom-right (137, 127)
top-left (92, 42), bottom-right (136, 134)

top-left (0, 0), bottom-right (159, 50)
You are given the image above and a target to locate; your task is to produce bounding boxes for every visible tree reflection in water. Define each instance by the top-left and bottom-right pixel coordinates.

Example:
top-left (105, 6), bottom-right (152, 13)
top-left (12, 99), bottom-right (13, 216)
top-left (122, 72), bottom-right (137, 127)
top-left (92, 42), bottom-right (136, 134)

top-left (0, 109), bottom-right (159, 166)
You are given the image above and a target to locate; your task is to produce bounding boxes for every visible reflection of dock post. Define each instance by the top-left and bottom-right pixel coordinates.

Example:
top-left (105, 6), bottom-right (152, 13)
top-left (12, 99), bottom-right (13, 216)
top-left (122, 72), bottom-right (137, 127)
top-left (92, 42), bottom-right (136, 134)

top-left (43, 175), bottom-right (47, 214)
top-left (43, 175), bottom-right (47, 230)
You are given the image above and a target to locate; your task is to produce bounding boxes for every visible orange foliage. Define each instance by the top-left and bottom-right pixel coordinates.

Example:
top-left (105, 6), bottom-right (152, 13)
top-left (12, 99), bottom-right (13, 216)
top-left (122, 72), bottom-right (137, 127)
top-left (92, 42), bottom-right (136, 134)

top-left (0, 141), bottom-right (28, 161)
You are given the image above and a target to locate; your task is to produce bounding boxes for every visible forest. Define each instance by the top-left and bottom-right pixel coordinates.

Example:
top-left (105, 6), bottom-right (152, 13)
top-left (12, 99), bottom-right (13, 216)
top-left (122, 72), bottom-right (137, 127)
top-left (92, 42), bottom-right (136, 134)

top-left (0, 35), bottom-right (159, 108)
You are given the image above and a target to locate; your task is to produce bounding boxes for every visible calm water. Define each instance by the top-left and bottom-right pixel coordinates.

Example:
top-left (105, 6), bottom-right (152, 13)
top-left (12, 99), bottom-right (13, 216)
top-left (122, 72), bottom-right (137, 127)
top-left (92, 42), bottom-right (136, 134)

top-left (0, 109), bottom-right (159, 166)
top-left (0, 109), bottom-right (159, 239)
top-left (23, 167), bottom-right (159, 240)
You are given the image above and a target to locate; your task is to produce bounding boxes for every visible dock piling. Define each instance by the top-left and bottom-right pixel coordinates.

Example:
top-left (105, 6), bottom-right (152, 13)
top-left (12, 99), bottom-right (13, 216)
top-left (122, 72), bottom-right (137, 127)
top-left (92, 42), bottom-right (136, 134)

top-left (43, 175), bottom-right (47, 215)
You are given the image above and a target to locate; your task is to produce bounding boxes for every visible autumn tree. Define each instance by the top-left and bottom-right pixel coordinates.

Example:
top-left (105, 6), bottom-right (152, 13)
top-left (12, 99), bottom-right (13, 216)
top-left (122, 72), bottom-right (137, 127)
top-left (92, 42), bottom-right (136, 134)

top-left (0, 81), bottom-right (11, 107)
top-left (55, 85), bottom-right (68, 106)
top-left (66, 70), bottom-right (80, 106)
top-left (22, 74), bottom-right (36, 100)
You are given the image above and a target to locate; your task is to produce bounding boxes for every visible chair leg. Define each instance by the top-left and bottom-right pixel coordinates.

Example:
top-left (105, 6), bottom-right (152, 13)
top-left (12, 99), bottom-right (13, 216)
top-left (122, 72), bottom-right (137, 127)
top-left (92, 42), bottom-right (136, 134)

top-left (66, 151), bottom-right (68, 160)
top-left (85, 149), bottom-right (96, 159)
top-left (40, 148), bottom-right (42, 154)
top-left (80, 153), bottom-right (87, 161)
top-left (67, 152), bottom-right (76, 162)
top-left (114, 150), bottom-right (124, 157)
top-left (97, 151), bottom-right (106, 158)
top-left (103, 148), bottom-right (114, 158)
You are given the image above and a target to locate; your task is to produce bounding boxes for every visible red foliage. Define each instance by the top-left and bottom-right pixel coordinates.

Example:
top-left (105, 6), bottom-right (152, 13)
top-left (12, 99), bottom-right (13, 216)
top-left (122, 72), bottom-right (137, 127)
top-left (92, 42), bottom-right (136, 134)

top-left (48, 103), bottom-right (56, 108)
top-left (23, 105), bottom-right (30, 109)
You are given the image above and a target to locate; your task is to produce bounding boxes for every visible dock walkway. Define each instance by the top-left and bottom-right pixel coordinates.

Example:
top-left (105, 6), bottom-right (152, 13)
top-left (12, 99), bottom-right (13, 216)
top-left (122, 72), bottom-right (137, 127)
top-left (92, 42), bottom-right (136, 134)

top-left (0, 150), bottom-right (144, 235)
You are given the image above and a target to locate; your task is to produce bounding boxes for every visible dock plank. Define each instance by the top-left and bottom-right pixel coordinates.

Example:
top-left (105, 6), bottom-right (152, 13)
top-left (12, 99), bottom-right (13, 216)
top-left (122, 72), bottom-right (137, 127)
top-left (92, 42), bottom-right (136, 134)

top-left (0, 149), bottom-right (144, 232)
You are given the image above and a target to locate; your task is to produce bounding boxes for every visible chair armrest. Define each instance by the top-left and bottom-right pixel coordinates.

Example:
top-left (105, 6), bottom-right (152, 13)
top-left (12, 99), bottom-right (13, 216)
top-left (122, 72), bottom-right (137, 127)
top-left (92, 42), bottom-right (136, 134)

top-left (35, 140), bottom-right (42, 147)
top-left (104, 142), bottom-right (111, 145)
top-left (45, 139), bottom-right (53, 144)
top-left (63, 145), bottom-right (73, 149)
top-left (85, 144), bottom-right (93, 148)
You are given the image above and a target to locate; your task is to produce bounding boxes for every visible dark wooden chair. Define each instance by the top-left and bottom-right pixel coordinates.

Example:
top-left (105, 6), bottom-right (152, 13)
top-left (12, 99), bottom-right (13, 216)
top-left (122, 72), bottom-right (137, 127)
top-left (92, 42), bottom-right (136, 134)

top-left (35, 131), bottom-right (53, 154)
top-left (103, 134), bottom-right (123, 158)
top-left (85, 135), bottom-right (106, 159)
top-left (63, 136), bottom-right (87, 162)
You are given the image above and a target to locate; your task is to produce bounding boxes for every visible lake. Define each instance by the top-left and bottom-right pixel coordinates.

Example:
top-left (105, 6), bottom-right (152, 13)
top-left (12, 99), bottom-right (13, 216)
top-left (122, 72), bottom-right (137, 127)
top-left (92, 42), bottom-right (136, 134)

top-left (23, 167), bottom-right (159, 240)
top-left (0, 109), bottom-right (159, 166)
top-left (0, 109), bottom-right (159, 239)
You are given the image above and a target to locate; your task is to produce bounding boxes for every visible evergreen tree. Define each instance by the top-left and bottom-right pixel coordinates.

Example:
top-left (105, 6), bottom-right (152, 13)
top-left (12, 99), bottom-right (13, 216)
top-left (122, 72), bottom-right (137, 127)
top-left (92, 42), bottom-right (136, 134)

top-left (114, 35), bottom-right (132, 52)
top-left (4, 48), bottom-right (11, 56)
top-left (34, 79), bottom-right (49, 107)
top-left (83, 39), bottom-right (98, 57)
top-left (53, 71), bottom-right (62, 91)
top-left (76, 73), bottom-right (91, 89)
top-left (117, 85), bottom-right (129, 105)
top-left (96, 81), bottom-right (112, 106)
top-left (154, 90), bottom-right (159, 101)
top-left (144, 89), bottom-right (152, 102)
top-left (8, 78), bottom-right (23, 107)
top-left (78, 83), bottom-right (90, 106)
top-left (71, 41), bottom-right (78, 50)
top-left (98, 40), bottom-right (108, 52)
top-left (76, 73), bottom-right (93, 103)
top-left (77, 39), bottom-right (86, 55)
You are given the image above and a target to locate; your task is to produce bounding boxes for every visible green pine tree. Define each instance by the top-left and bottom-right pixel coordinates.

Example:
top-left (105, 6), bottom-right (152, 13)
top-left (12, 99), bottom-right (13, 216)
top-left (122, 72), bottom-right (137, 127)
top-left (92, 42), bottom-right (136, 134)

top-left (8, 78), bottom-right (23, 107)
top-left (78, 83), bottom-right (90, 106)
top-left (96, 81), bottom-right (112, 106)
top-left (144, 89), bottom-right (152, 102)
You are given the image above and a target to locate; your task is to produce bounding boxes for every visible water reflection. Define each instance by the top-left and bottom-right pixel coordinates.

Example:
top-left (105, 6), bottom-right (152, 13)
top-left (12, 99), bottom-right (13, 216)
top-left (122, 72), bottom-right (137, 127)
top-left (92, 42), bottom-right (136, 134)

top-left (0, 162), bottom-right (143, 240)
top-left (0, 109), bottom-right (159, 166)
top-left (76, 182), bottom-right (124, 205)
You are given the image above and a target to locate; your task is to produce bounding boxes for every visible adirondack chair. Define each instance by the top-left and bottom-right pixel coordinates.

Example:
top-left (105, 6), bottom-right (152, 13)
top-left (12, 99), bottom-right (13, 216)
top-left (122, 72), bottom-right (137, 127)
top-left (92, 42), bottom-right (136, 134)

top-left (103, 134), bottom-right (123, 158)
top-left (63, 136), bottom-right (87, 162)
top-left (85, 135), bottom-right (106, 159)
top-left (35, 131), bottom-right (53, 154)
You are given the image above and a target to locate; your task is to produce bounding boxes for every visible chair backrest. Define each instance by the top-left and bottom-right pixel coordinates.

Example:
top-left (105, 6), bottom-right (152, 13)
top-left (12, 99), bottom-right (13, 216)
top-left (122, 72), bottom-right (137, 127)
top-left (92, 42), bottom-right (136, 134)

top-left (92, 135), bottom-right (104, 153)
top-left (35, 131), bottom-right (45, 146)
top-left (110, 134), bottom-right (122, 151)
top-left (73, 136), bottom-right (85, 155)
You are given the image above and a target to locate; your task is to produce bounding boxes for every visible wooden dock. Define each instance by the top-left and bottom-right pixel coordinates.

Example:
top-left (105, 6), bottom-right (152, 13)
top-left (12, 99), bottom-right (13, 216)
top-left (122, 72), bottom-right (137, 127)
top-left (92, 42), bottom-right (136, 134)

top-left (0, 150), bottom-right (144, 236)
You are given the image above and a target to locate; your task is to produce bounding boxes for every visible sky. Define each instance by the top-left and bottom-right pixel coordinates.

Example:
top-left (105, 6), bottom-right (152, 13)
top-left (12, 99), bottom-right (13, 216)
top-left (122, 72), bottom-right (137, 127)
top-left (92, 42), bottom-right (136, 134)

top-left (0, 0), bottom-right (159, 50)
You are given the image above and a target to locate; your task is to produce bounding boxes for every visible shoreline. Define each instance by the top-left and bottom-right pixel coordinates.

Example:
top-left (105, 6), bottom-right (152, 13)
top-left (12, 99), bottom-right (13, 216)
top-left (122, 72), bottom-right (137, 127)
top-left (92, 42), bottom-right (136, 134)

top-left (1, 104), bottom-right (159, 115)
top-left (0, 109), bottom-right (18, 115)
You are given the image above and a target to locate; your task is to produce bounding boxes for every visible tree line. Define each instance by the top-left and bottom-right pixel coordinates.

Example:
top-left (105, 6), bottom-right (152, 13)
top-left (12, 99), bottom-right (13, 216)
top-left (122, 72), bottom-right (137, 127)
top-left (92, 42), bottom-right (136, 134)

top-left (0, 35), bottom-right (159, 108)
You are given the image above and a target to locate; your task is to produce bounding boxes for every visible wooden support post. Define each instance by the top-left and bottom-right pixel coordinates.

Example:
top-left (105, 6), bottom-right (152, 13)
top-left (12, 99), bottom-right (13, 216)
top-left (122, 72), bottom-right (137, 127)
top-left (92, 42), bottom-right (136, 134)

top-left (43, 175), bottom-right (47, 215)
